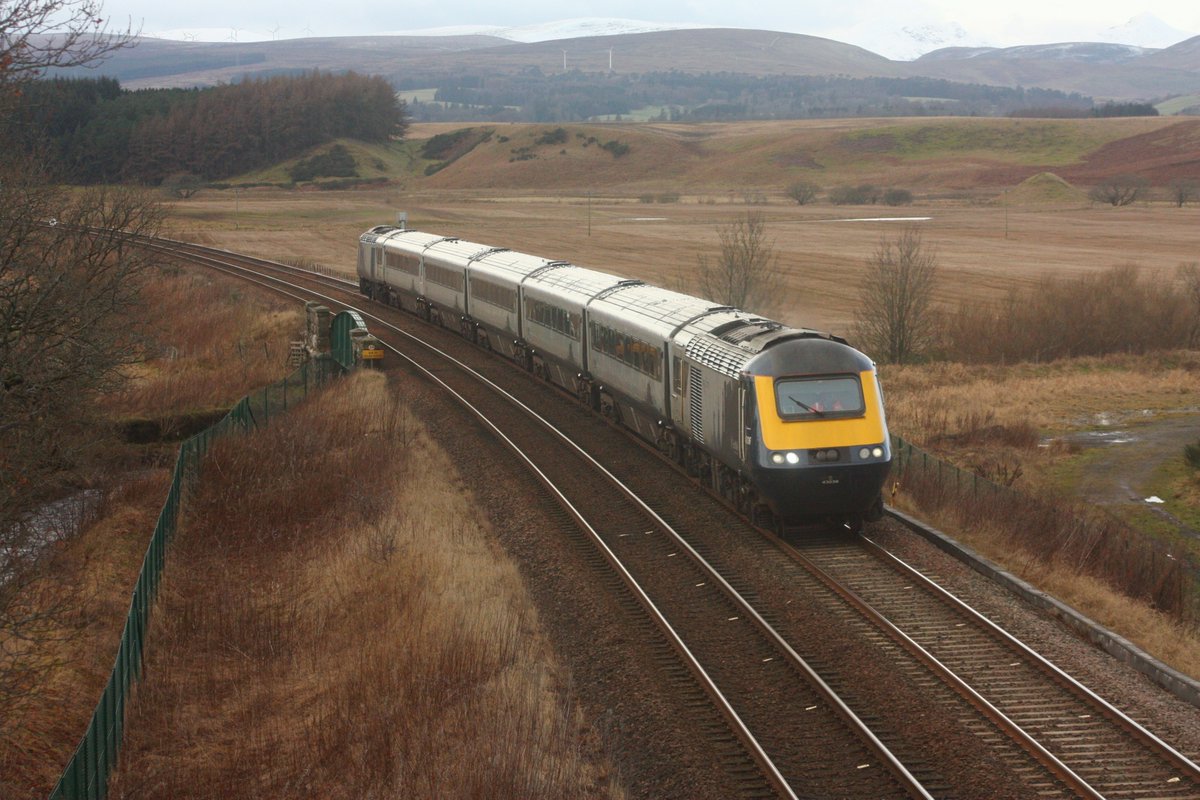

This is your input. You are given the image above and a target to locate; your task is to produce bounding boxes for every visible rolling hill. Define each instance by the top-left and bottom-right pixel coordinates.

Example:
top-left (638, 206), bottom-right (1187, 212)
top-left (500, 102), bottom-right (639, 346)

top-left (52, 27), bottom-right (1200, 108)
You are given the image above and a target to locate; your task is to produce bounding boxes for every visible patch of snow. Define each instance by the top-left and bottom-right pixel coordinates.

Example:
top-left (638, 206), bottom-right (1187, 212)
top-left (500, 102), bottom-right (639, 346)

top-left (827, 217), bottom-right (933, 223)
top-left (1094, 13), bottom-right (1194, 49)
top-left (1145, 496), bottom-right (1165, 504)
top-left (386, 18), bottom-right (714, 44)
top-left (828, 19), bottom-right (992, 61)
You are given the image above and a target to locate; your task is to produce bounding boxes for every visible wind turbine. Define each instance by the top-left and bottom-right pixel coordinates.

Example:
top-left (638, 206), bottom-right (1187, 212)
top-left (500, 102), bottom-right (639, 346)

top-left (269, 24), bottom-right (282, 40)
top-left (303, 23), bottom-right (315, 37)
top-left (227, 27), bottom-right (239, 42)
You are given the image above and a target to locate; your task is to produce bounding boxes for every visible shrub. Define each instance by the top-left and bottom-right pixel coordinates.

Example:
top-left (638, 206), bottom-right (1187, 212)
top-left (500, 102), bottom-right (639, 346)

top-left (941, 264), bottom-right (1197, 363)
top-left (535, 127), bottom-right (569, 145)
top-left (1186, 440), bottom-right (1200, 470)
top-left (289, 144), bottom-right (357, 182)
top-left (601, 139), bottom-right (629, 157)
top-left (828, 184), bottom-right (879, 205)
top-left (785, 181), bottom-right (819, 205)
top-left (883, 188), bottom-right (913, 205)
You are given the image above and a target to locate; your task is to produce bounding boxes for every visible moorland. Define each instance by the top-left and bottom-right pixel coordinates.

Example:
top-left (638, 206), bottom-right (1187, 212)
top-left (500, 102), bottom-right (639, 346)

top-left (6, 114), bottom-right (1200, 798)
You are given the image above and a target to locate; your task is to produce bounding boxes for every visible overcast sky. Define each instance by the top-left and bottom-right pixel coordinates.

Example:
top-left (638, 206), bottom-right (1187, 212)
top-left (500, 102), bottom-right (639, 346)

top-left (98, 0), bottom-right (1200, 56)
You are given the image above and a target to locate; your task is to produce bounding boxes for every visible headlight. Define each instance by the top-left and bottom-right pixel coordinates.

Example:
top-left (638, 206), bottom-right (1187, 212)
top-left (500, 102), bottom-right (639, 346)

top-left (771, 453), bottom-right (785, 464)
top-left (785, 451), bottom-right (800, 465)
top-left (859, 447), bottom-right (871, 459)
top-left (872, 446), bottom-right (884, 458)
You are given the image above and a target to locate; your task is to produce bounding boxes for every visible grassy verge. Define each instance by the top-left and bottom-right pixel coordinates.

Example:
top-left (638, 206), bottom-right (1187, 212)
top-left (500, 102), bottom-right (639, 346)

top-left (0, 265), bottom-right (300, 799)
top-left (885, 350), bottom-right (1200, 679)
top-left (107, 371), bottom-right (619, 798)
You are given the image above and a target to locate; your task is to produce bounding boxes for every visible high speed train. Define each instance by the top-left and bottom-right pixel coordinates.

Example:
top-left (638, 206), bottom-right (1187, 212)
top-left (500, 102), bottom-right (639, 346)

top-left (358, 223), bottom-right (891, 532)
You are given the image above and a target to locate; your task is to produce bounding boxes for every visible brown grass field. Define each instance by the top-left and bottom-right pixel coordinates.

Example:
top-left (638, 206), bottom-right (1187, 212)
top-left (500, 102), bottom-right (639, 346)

top-left (176, 119), bottom-right (1200, 334)
top-left (167, 117), bottom-right (1200, 668)
top-left (6, 117), bottom-right (1200, 796)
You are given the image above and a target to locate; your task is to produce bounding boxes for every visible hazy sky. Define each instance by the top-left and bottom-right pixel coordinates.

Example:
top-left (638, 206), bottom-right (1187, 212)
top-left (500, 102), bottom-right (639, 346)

top-left (97, 0), bottom-right (1200, 54)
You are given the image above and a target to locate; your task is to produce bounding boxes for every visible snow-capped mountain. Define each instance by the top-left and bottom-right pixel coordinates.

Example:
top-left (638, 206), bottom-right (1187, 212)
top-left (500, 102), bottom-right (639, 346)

top-left (144, 15), bottom-right (1197, 62)
top-left (1094, 13), bottom-right (1193, 49)
top-left (827, 20), bottom-right (992, 60)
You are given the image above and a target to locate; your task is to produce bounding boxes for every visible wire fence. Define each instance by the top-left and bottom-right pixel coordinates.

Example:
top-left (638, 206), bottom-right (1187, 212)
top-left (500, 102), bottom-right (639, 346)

top-left (891, 433), bottom-right (1200, 625)
top-left (49, 354), bottom-right (341, 800)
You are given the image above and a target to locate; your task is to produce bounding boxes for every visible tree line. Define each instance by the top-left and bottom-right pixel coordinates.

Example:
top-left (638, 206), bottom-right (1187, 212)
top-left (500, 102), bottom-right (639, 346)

top-left (401, 69), bottom-right (1094, 122)
top-left (13, 71), bottom-right (408, 184)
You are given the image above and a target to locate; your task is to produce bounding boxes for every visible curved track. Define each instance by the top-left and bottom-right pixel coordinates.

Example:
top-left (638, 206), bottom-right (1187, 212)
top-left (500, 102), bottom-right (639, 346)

top-left (150, 238), bottom-right (1200, 799)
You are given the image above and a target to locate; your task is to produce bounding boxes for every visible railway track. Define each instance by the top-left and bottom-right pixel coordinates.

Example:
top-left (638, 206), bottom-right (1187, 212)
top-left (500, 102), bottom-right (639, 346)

top-left (150, 238), bottom-right (1200, 798)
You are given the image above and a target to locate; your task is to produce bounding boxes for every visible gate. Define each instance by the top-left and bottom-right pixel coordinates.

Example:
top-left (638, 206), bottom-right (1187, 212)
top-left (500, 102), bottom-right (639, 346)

top-left (330, 309), bottom-right (368, 370)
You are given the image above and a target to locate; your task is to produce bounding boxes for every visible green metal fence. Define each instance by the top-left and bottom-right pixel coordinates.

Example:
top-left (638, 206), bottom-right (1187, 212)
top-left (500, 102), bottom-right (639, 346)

top-left (890, 433), bottom-right (1022, 505)
top-left (49, 354), bottom-right (341, 800)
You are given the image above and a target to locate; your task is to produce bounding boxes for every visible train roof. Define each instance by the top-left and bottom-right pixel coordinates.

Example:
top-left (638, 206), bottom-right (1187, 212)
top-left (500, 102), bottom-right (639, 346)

top-left (471, 248), bottom-right (564, 284)
top-left (419, 236), bottom-right (500, 267)
top-left (361, 226), bottom-right (445, 250)
top-left (521, 263), bottom-right (628, 304)
top-left (587, 284), bottom-right (727, 340)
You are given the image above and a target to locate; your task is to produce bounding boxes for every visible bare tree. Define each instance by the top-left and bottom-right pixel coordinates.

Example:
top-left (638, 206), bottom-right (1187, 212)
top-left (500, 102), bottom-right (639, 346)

top-left (852, 227), bottom-right (940, 364)
top-left (1088, 174), bottom-right (1148, 207)
top-left (1, 155), bottom-right (165, 739)
top-left (1, 0), bottom-right (151, 748)
top-left (1168, 178), bottom-right (1199, 208)
top-left (785, 180), bottom-right (819, 205)
top-left (696, 211), bottom-right (784, 313)
top-left (0, 0), bottom-right (135, 86)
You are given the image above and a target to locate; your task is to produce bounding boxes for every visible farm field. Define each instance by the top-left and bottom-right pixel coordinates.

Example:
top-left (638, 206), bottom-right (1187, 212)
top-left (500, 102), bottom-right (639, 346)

top-left (166, 118), bottom-right (1200, 660)
top-left (170, 188), bottom-right (1200, 334)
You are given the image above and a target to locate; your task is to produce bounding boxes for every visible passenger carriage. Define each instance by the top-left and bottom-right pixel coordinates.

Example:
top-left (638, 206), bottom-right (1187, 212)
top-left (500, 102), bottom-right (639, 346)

top-left (463, 248), bottom-right (556, 360)
top-left (518, 264), bottom-right (627, 397)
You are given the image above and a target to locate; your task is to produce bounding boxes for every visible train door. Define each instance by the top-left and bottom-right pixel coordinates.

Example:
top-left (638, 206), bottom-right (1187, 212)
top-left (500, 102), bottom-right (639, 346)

top-left (737, 382), bottom-right (746, 462)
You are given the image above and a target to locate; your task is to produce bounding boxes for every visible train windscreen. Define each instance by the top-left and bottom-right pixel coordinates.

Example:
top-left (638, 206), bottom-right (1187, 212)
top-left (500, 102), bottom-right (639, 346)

top-left (775, 375), bottom-right (864, 419)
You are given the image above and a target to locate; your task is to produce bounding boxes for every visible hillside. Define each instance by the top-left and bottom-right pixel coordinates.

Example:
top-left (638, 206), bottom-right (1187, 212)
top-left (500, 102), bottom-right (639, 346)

top-left (62, 28), bottom-right (1200, 106)
top-left (392, 118), bottom-right (1200, 194)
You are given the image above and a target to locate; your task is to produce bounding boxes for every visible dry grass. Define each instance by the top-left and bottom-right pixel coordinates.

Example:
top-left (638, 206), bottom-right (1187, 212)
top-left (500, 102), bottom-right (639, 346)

top-left (892, 489), bottom-right (1200, 679)
top-left (883, 352), bottom-right (1200, 443)
top-left (0, 264), bottom-right (303, 799)
top-left (0, 472), bottom-right (170, 799)
top-left (103, 266), bottom-right (301, 419)
top-left (107, 371), bottom-right (620, 799)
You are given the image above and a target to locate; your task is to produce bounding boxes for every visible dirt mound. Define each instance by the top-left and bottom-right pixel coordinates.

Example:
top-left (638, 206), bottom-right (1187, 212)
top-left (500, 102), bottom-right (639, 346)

top-left (1007, 172), bottom-right (1088, 205)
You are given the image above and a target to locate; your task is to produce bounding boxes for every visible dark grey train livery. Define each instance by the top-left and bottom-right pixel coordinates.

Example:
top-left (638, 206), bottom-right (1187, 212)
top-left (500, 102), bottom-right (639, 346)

top-left (358, 224), bottom-right (891, 530)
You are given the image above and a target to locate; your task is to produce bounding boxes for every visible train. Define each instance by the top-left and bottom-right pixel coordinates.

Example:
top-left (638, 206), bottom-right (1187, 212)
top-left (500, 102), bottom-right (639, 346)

top-left (357, 223), bottom-right (891, 532)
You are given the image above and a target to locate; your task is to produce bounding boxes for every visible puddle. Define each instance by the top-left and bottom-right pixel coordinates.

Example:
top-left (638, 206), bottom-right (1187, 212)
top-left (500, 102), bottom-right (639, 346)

top-left (1043, 429), bottom-right (1138, 449)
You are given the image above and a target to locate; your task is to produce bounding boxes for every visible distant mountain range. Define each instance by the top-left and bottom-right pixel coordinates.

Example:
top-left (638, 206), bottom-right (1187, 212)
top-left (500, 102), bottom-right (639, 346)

top-left (59, 19), bottom-right (1200, 108)
top-left (153, 14), bottom-right (1198, 61)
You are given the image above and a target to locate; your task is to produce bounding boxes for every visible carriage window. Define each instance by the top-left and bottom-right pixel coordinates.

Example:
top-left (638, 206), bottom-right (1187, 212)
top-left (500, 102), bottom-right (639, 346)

top-left (385, 250), bottom-right (420, 275)
top-left (672, 357), bottom-right (684, 395)
top-left (470, 277), bottom-right (517, 312)
top-left (590, 322), bottom-right (662, 380)
top-left (425, 263), bottom-right (465, 290)
top-left (775, 376), bottom-right (863, 419)
top-left (525, 298), bottom-right (581, 340)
